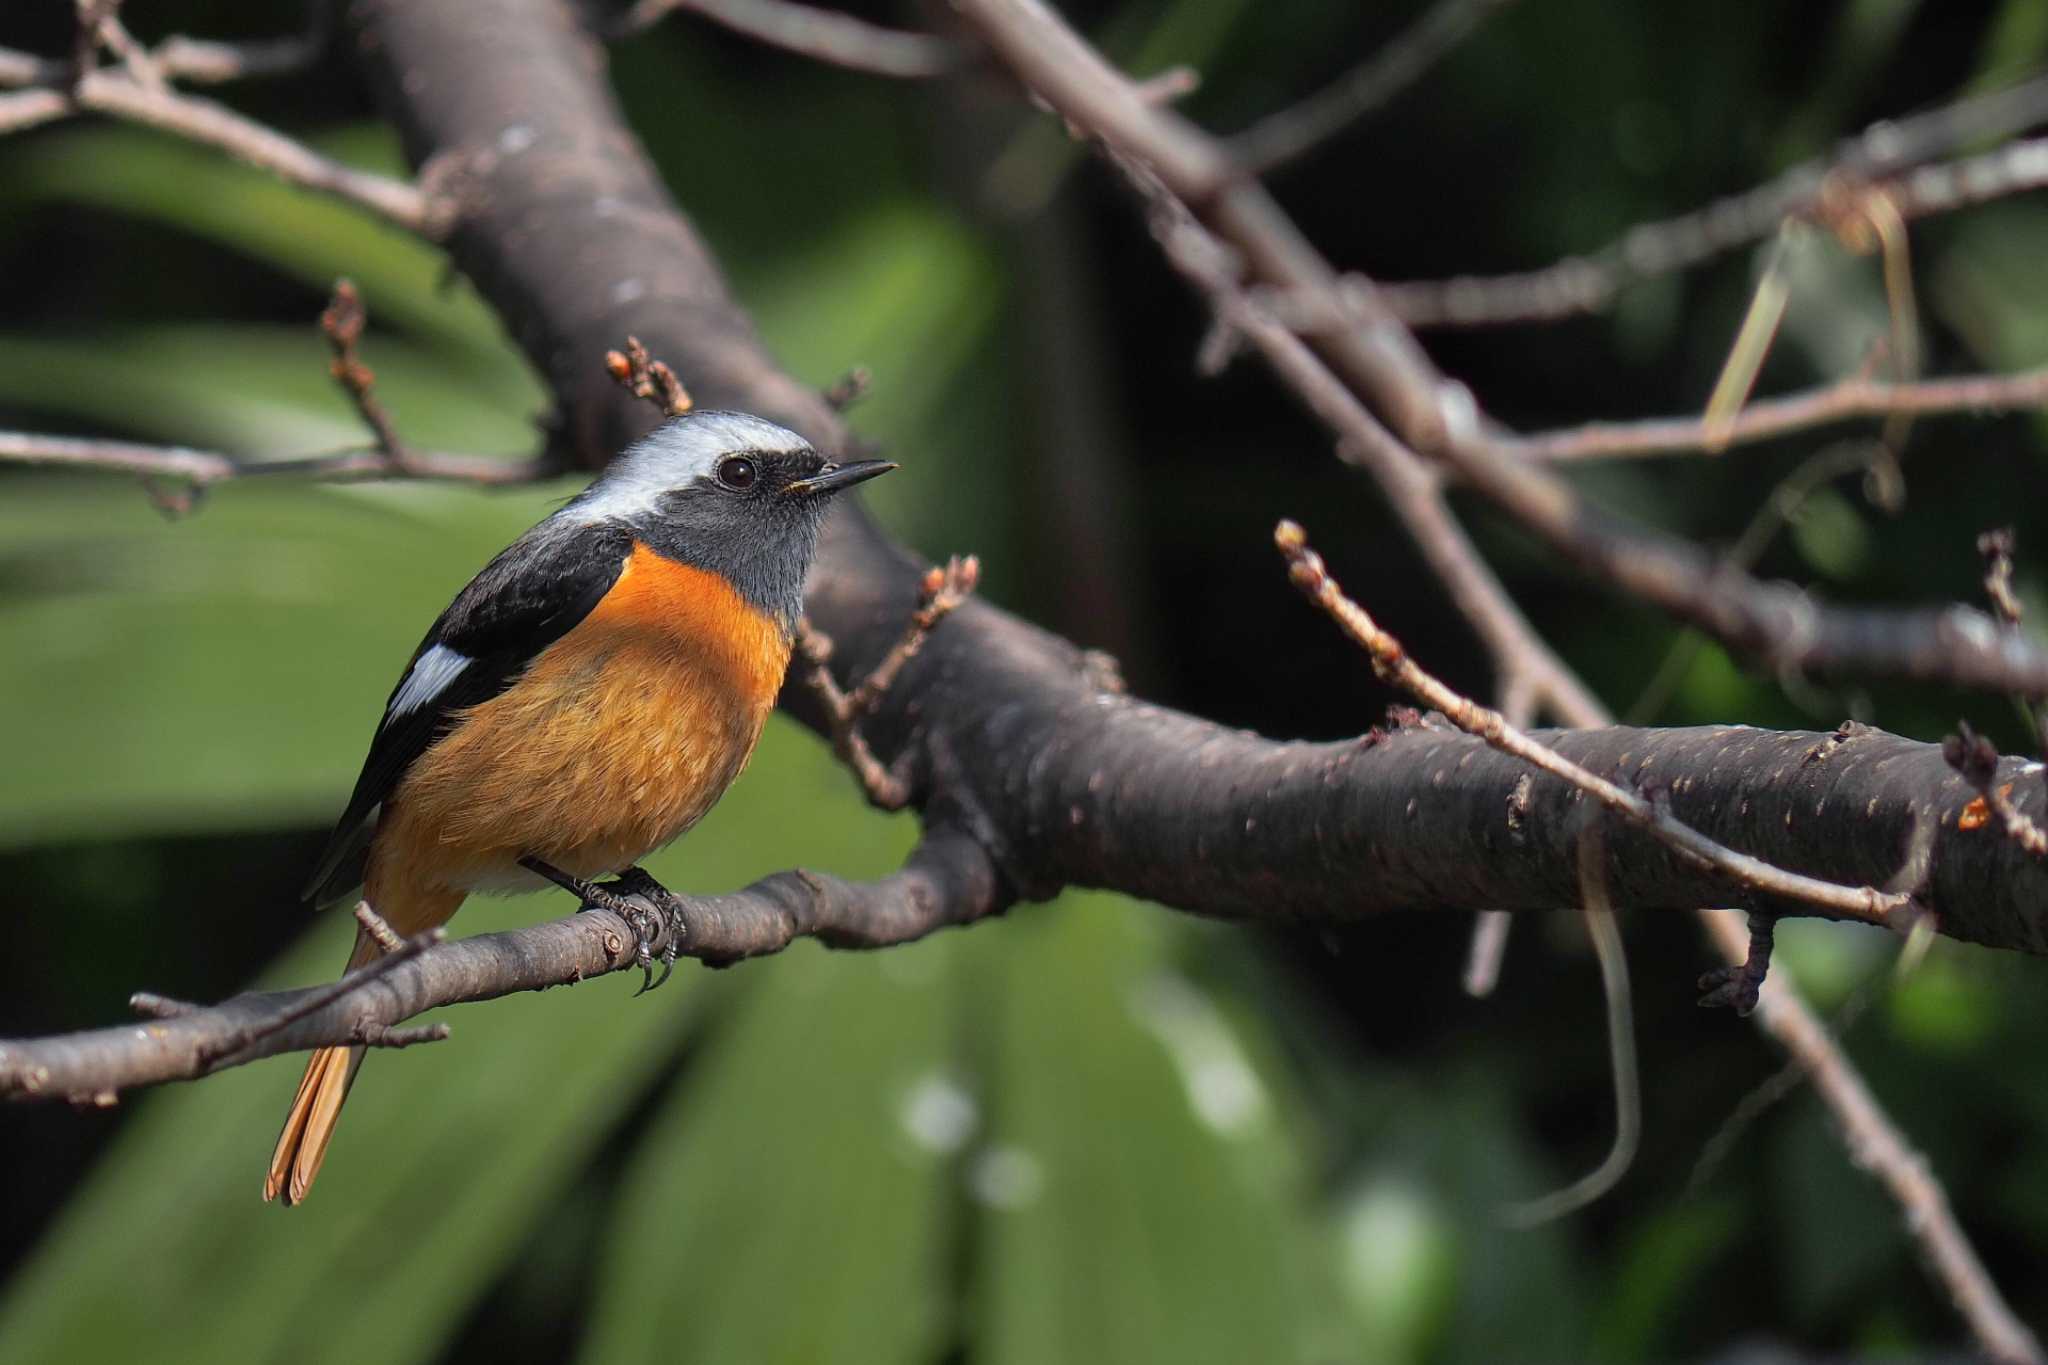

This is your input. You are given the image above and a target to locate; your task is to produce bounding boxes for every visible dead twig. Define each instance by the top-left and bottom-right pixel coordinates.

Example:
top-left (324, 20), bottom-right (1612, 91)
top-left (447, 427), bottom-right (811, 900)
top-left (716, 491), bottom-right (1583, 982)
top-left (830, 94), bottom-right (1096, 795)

top-left (821, 365), bottom-right (872, 411)
top-left (1511, 365), bottom-right (2048, 462)
top-left (1375, 113), bottom-right (2048, 328)
top-left (1701, 908), bottom-right (2044, 1365)
top-left (0, 430), bottom-right (550, 491)
top-left (1275, 520), bottom-right (1913, 932)
top-left (1976, 527), bottom-right (2048, 749)
top-left (0, 49), bottom-right (438, 235)
top-left (797, 556), bottom-right (980, 810)
top-left (1500, 828), bottom-right (1640, 1223)
top-left (1, 10), bottom-right (326, 89)
top-left (1983, 528), bottom-right (2027, 628)
top-left (320, 280), bottom-right (418, 471)
top-left (609, 0), bottom-right (962, 79)
top-left (1943, 721), bottom-right (2048, 857)
top-left (605, 335), bottom-right (695, 417)
top-left (1230, 0), bottom-right (1516, 176)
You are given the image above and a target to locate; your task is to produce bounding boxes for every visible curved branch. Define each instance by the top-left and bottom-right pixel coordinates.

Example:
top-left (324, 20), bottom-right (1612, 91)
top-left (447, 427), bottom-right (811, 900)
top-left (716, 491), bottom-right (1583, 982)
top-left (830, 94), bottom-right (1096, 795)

top-left (948, 0), bottom-right (2048, 698)
top-left (0, 56), bottom-right (439, 235)
top-left (611, 0), bottom-right (963, 78)
top-left (1512, 365), bottom-right (2048, 462)
top-left (0, 831), bottom-right (1002, 1103)
top-left (0, 430), bottom-right (552, 487)
top-left (1377, 124), bottom-right (2048, 328)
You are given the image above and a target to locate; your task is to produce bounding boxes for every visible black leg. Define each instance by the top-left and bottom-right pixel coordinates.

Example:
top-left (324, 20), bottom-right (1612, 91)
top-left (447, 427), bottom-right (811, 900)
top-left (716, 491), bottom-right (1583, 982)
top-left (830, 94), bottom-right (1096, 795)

top-left (612, 865), bottom-right (688, 994)
top-left (520, 857), bottom-right (686, 993)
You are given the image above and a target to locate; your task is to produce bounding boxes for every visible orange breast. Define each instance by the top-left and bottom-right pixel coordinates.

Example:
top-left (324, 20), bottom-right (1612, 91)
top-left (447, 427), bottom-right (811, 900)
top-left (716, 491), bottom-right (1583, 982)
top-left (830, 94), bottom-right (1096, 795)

top-left (367, 542), bottom-right (792, 895)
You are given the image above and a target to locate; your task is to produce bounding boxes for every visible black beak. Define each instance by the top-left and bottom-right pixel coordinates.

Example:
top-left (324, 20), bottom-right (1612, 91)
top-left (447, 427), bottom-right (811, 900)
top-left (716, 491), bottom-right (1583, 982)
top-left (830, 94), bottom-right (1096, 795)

top-left (783, 459), bottom-right (897, 498)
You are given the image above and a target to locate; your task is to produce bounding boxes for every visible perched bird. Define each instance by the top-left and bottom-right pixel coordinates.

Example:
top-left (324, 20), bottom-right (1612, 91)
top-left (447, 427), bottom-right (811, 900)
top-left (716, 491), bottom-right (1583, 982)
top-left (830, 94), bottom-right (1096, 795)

top-left (265, 410), bottom-right (893, 1205)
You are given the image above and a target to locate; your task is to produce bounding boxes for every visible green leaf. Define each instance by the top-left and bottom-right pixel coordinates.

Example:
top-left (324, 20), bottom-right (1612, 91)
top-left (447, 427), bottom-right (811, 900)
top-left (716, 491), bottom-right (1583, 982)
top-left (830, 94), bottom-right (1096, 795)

top-left (579, 936), bottom-right (958, 1365)
top-left (966, 899), bottom-right (1325, 1365)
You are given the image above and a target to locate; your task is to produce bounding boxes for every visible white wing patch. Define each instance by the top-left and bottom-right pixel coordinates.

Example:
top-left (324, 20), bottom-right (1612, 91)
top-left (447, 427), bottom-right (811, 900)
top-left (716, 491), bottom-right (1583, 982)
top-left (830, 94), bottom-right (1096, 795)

top-left (388, 643), bottom-right (473, 719)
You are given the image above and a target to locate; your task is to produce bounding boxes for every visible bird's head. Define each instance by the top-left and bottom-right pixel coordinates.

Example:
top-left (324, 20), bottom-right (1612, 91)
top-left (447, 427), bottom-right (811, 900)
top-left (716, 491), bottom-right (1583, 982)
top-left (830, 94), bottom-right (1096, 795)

top-left (563, 410), bottom-right (894, 627)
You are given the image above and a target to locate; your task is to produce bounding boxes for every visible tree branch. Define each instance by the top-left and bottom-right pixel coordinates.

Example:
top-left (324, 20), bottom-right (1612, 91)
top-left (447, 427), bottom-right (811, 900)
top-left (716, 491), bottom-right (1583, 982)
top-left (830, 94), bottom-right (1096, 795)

top-left (941, 2), bottom-right (2042, 1354)
top-left (0, 52), bottom-right (440, 235)
top-left (1510, 364), bottom-right (2048, 462)
top-left (609, 0), bottom-right (963, 77)
top-left (0, 14), bottom-right (327, 89)
top-left (0, 831), bottom-right (1002, 1103)
top-left (1276, 521), bottom-right (1914, 934)
top-left (1377, 119), bottom-right (2048, 328)
top-left (950, 0), bottom-right (2048, 698)
top-left (0, 431), bottom-right (550, 488)
top-left (1228, 0), bottom-right (1516, 176)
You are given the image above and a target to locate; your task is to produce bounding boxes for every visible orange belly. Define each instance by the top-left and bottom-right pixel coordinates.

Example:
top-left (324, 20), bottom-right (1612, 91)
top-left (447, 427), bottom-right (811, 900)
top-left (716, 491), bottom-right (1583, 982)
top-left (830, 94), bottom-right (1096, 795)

top-left (366, 543), bottom-right (791, 898)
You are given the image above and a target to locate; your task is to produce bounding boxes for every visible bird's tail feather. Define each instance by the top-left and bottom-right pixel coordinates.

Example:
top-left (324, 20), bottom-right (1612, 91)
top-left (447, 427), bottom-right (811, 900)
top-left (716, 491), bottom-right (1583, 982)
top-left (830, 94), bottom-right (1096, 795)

top-left (263, 927), bottom-right (379, 1206)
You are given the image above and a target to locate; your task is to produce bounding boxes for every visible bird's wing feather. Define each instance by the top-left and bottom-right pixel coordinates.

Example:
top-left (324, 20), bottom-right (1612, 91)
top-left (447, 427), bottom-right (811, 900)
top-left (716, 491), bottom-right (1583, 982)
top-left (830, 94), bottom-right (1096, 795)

top-left (303, 524), bottom-right (634, 905)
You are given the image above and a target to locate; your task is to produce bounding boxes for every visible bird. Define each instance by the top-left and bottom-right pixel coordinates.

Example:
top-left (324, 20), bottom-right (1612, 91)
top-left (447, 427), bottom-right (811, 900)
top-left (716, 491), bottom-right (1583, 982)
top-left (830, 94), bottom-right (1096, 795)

top-left (264, 410), bottom-right (893, 1206)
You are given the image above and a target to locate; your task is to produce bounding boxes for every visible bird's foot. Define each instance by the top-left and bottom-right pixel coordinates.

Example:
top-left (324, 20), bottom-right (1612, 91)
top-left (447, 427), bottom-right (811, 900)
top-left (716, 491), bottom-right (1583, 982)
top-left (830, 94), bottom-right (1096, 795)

top-left (1698, 911), bottom-right (1778, 1017)
top-left (520, 858), bottom-right (687, 995)
top-left (610, 866), bottom-right (687, 995)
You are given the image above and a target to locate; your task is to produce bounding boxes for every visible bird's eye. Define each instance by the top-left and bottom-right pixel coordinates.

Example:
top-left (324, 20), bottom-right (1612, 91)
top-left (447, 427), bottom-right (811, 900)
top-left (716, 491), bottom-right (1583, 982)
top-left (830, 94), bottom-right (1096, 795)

top-left (717, 456), bottom-right (758, 491)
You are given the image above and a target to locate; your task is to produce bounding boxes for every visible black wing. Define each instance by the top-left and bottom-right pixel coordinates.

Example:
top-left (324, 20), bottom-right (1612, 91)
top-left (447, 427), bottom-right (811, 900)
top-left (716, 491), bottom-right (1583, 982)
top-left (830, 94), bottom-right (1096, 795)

top-left (303, 523), bottom-right (633, 906)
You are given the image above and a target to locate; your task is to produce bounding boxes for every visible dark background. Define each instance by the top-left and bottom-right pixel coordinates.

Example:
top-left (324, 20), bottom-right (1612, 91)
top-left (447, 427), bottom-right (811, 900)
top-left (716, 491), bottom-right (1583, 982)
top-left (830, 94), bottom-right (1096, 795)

top-left (3, 1), bottom-right (2047, 1360)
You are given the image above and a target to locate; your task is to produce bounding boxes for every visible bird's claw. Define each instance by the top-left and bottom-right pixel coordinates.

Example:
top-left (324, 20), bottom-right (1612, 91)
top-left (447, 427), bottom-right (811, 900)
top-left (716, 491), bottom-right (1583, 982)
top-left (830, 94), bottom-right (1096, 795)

top-left (521, 857), bottom-right (687, 995)
top-left (610, 866), bottom-right (685, 995)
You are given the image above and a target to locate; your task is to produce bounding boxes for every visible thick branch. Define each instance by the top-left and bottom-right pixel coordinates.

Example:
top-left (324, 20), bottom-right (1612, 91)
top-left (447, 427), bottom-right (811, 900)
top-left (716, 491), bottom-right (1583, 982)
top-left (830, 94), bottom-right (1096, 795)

top-left (0, 832), bottom-right (1001, 1103)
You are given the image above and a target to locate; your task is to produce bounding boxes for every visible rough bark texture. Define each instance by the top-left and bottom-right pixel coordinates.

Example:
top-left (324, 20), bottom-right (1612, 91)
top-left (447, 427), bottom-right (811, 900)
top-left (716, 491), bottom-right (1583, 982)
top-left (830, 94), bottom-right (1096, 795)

top-left (334, 0), bottom-right (2048, 957)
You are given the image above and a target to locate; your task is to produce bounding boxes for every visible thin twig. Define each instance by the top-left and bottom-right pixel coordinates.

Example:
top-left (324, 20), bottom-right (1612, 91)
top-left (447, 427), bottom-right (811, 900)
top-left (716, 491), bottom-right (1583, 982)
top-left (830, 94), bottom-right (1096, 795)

top-left (128, 993), bottom-right (198, 1019)
top-left (821, 365), bottom-right (872, 411)
top-left (0, 16), bottom-right (325, 89)
top-left (1123, 154), bottom-right (1606, 729)
top-left (1977, 527), bottom-right (2048, 748)
top-left (1501, 829), bottom-right (1639, 1224)
top-left (1375, 118), bottom-right (2048, 328)
top-left (0, 52), bottom-right (439, 235)
top-left (1460, 912), bottom-right (1513, 997)
top-left (1511, 365), bottom-right (2048, 462)
top-left (1943, 721), bottom-right (2048, 857)
top-left (0, 431), bottom-right (550, 488)
top-left (89, 4), bottom-right (169, 95)
top-left (353, 901), bottom-right (407, 955)
top-left (1463, 684), bottom-right (1538, 997)
top-left (192, 921), bottom-right (445, 1070)
top-left (320, 280), bottom-right (418, 471)
top-left (1700, 911), bottom-right (2044, 1365)
top-left (796, 556), bottom-right (980, 809)
top-left (604, 335), bottom-right (694, 417)
top-left (1275, 520), bottom-right (1913, 928)
top-left (610, 0), bottom-right (963, 78)
top-left (1230, 0), bottom-right (1515, 176)
top-left (352, 1022), bottom-right (451, 1048)
top-left (1983, 528), bottom-right (2027, 628)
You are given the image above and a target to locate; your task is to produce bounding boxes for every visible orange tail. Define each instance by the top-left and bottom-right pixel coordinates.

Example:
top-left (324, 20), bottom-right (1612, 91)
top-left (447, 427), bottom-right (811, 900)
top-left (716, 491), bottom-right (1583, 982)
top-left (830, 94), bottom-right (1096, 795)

top-left (264, 880), bottom-right (465, 1205)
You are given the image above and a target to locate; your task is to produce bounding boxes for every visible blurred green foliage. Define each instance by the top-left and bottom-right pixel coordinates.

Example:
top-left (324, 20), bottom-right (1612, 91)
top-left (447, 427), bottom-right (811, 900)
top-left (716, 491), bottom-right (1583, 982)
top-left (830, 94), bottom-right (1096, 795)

top-left (6, 1), bottom-right (2048, 1362)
